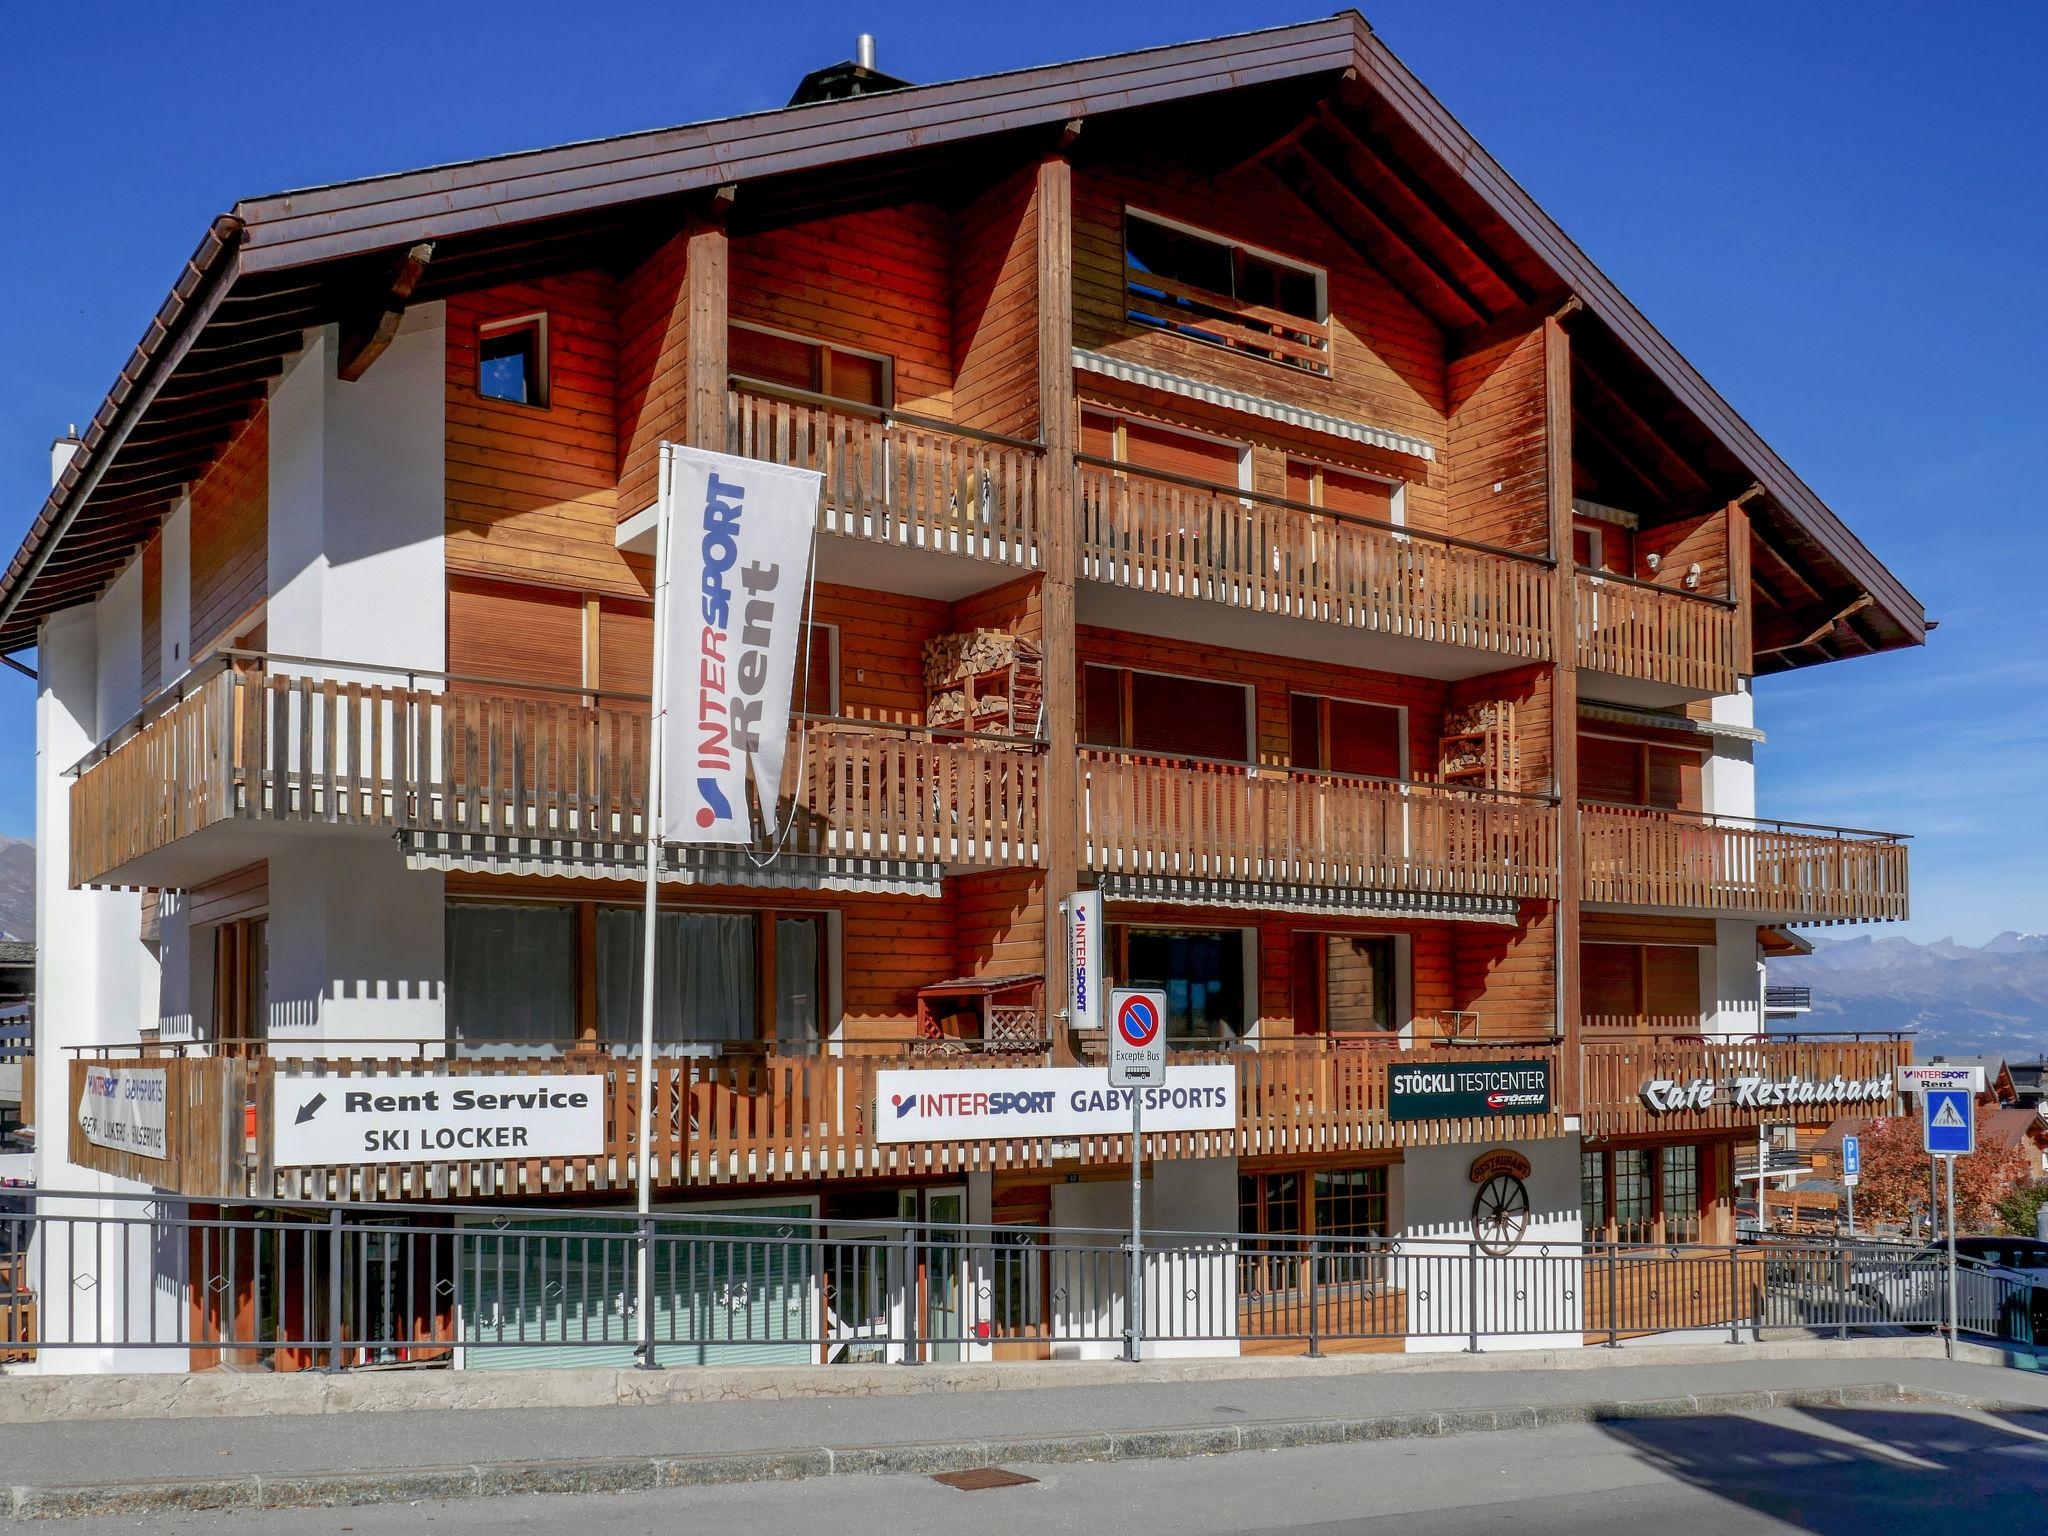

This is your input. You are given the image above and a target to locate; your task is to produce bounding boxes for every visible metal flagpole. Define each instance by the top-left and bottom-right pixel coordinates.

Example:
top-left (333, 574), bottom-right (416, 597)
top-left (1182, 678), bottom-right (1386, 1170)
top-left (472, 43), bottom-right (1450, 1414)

top-left (1127, 1087), bottom-right (1143, 1363)
top-left (1945, 1154), bottom-right (1958, 1361)
top-left (635, 445), bottom-right (672, 1370)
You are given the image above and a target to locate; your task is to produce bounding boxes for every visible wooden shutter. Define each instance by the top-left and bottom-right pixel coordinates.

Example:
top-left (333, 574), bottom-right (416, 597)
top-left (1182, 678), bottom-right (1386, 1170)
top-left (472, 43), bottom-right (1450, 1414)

top-left (448, 577), bottom-right (583, 691)
top-left (1317, 465), bottom-right (1398, 521)
top-left (1081, 664), bottom-right (1125, 748)
top-left (1582, 945), bottom-right (1643, 1022)
top-left (1644, 745), bottom-right (1705, 812)
top-left (731, 326), bottom-right (816, 390)
top-left (1325, 699), bottom-right (1403, 779)
top-left (1080, 411), bottom-right (1119, 462)
top-left (1579, 735), bottom-right (1643, 805)
top-left (1128, 671), bottom-right (1249, 761)
top-left (1121, 419), bottom-right (1243, 487)
top-left (597, 598), bottom-right (653, 698)
top-left (1644, 945), bottom-right (1702, 1023)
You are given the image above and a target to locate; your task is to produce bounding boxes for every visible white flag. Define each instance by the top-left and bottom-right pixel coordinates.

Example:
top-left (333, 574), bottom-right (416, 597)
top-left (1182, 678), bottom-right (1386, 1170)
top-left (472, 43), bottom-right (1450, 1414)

top-left (658, 444), bottom-right (820, 845)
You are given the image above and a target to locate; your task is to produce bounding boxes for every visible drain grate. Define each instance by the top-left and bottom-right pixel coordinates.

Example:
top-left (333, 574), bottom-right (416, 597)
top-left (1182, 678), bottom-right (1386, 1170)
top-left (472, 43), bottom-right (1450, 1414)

top-left (932, 1467), bottom-right (1040, 1491)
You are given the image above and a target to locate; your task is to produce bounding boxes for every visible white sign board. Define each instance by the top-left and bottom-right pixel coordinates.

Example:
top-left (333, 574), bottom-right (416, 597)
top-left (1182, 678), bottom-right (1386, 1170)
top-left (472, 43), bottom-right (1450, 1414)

top-left (272, 1076), bottom-right (605, 1168)
top-left (1108, 987), bottom-right (1168, 1088)
top-left (76, 1066), bottom-right (168, 1160)
top-left (1068, 889), bottom-right (1103, 1032)
top-left (1897, 1064), bottom-right (1985, 1095)
top-left (875, 1066), bottom-right (1235, 1144)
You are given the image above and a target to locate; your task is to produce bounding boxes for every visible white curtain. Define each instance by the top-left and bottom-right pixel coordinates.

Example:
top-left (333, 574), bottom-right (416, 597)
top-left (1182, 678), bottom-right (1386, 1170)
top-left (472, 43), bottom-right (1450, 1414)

top-left (597, 910), bottom-right (755, 1049)
top-left (445, 905), bottom-right (576, 1055)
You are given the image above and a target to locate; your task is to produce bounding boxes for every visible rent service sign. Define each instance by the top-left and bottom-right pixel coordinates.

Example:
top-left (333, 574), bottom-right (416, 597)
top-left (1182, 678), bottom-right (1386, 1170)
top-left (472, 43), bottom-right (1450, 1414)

top-left (1388, 1059), bottom-right (1552, 1121)
top-left (875, 1066), bottom-right (1236, 1144)
top-left (76, 1066), bottom-right (169, 1160)
top-left (272, 1075), bottom-right (605, 1168)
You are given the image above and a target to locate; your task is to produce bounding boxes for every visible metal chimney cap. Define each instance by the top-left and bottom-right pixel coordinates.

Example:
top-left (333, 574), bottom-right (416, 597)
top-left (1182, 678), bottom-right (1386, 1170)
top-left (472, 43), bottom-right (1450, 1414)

top-left (856, 33), bottom-right (876, 69)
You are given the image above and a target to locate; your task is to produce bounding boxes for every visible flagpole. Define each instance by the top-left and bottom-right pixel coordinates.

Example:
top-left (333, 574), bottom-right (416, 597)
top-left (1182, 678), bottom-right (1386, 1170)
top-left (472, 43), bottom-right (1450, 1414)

top-left (635, 444), bottom-right (672, 1369)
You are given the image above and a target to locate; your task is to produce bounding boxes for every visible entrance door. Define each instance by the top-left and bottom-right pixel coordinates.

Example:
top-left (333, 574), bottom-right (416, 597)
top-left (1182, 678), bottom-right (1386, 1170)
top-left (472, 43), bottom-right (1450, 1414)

top-left (212, 918), bottom-right (267, 1055)
top-left (918, 1187), bottom-right (967, 1363)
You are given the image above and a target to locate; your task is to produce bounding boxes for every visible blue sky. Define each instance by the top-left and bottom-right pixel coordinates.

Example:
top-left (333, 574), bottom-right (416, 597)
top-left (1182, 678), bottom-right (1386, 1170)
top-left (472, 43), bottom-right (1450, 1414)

top-left (1, 1), bottom-right (2041, 941)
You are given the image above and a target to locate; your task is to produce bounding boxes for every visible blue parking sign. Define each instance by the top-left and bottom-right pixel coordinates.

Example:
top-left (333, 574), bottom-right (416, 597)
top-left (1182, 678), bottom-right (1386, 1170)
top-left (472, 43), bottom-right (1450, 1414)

top-left (1841, 1135), bottom-right (1860, 1180)
top-left (1923, 1088), bottom-right (1975, 1157)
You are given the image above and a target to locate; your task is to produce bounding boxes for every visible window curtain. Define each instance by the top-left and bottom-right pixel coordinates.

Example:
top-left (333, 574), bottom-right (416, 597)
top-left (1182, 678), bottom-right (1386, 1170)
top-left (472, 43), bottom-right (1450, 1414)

top-left (773, 916), bottom-right (822, 1046)
top-left (445, 905), bottom-right (576, 1054)
top-left (597, 910), bottom-right (756, 1049)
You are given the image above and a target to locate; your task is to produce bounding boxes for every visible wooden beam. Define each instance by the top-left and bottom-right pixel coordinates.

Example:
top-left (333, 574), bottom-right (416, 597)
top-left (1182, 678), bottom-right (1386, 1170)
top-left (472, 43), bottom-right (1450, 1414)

top-left (684, 212), bottom-right (729, 451)
top-left (1448, 291), bottom-right (1572, 360)
top-left (1755, 591), bottom-right (1873, 656)
top-left (1545, 313), bottom-right (1582, 1108)
top-left (1572, 359), bottom-right (1712, 496)
top-left (335, 242), bottom-right (434, 383)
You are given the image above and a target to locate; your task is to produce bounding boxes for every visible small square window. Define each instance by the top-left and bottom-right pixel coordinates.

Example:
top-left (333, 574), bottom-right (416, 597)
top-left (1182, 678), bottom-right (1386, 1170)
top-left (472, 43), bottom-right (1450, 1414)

top-left (478, 316), bottom-right (546, 406)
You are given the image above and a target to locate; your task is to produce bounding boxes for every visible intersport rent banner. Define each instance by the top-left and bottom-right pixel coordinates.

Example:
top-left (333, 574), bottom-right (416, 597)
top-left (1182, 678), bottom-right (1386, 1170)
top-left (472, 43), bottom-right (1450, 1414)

top-left (659, 445), bottom-right (820, 845)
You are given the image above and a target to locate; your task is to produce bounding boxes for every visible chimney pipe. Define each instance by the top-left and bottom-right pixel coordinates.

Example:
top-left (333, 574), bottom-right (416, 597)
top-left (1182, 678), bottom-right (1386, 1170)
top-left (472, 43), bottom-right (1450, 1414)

top-left (856, 33), bottom-right (876, 69)
top-left (50, 424), bottom-right (80, 489)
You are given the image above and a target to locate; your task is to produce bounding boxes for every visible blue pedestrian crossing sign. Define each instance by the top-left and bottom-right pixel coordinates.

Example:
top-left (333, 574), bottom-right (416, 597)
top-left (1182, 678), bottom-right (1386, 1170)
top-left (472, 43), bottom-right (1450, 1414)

top-left (1924, 1088), bottom-right (1975, 1157)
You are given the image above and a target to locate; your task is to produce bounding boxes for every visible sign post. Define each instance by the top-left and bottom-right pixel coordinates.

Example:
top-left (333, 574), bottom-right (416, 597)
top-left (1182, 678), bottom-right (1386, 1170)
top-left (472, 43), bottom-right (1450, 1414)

top-left (1923, 1086), bottom-right (1975, 1359)
top-left (1108, 987), bottom-right (1166, 1363)
top-left (1841, 1134), bottom-right (1860, 1237)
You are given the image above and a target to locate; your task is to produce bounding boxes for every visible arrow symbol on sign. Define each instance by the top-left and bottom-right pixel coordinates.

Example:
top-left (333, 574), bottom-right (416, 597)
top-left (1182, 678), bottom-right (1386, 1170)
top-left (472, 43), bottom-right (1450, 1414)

top-left (295, 1092), bottom-right (327, 1125)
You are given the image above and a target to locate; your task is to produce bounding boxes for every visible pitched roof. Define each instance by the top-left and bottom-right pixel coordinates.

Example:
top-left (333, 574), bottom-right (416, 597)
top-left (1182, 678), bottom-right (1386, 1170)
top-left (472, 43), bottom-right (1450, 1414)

top-left (0, 12), bottom-right (1927, 661)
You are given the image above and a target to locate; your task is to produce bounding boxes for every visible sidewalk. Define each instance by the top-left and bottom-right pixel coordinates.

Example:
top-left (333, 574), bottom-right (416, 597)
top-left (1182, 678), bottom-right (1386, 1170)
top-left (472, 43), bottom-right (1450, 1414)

top-left (6, 1343), bottom-right (2048, 1518)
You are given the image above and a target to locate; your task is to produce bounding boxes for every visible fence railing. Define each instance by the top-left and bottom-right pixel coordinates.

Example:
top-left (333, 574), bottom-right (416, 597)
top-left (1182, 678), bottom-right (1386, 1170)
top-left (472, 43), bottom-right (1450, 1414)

top-left (1579, 801), bottom-right (1910, 923)
top-left (1575, 570), bottom-right (1738, 694)
top-left (728, 382), bottom-right (1043, 568)
top-left (1076, 459), bottom-right (1554, 664)
top-left (1081, 748), bottom-right (1556, 899)
top-left (4, 1194), bottom-right (2021, 1369)
top-left (69, 657), bottom-right (1044, 887)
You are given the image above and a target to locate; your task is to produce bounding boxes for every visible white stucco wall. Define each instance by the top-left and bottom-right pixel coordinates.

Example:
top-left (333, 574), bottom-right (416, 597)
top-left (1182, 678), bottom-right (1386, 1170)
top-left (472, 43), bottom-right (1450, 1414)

top-left (159, 495), bottom-right (191, 685)
top-left (1706, 920), bottom-right (1765, 1040)
top-left (266, 838), bottom-right (445, 1050)
top-left (1700, 687), bottom-right (1756, 822)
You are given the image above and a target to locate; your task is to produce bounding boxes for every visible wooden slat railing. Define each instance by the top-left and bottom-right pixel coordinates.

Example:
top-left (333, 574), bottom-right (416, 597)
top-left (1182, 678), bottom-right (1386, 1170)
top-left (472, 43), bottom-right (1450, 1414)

top-left (1125, 261), bottom-right (1333, 375)
top-left (1082, 750), bottom-right (1556, 899)
top-left (1575, 571), bottom-right (1738, 694)
top-left (1580, 802), bottom-right (1909, 923)
top-left (69, 662), bottom-right (1042, 885)
top-left (1077, 462), bottom-right (1553, 664)
top-left (728, 384), bottom-right (1042, 567)
top-left (71, 1042), bottom-right (1561, 1201)
top-left (1580, 1036), bottom-right (1908, 1139)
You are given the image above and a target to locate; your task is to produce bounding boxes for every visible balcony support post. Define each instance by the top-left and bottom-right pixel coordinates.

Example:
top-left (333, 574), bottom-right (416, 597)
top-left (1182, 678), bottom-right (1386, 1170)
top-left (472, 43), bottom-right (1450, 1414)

top-left (684, 201), bottom-right (730, 453)
top-left (1545, 307), bottom-right (1582, 1110)
top-left (1036, 152), bottom-right (1081, 1068)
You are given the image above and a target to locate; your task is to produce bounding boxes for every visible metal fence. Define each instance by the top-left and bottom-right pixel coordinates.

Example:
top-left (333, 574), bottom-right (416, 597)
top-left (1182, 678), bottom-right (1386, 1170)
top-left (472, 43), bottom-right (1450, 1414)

top-left (0, 1191), bottom-right (2029, 1371)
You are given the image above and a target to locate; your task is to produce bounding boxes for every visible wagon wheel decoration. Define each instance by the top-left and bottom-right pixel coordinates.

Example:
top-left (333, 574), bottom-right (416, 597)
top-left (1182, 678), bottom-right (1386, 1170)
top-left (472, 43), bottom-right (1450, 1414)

top-left (1472, 1173), bottom-right (1531, 1256)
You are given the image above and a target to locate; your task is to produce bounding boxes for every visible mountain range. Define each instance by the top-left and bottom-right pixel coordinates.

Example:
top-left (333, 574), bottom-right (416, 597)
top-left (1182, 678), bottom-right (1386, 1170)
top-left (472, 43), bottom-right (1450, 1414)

top-left (1773, 931), bottom-right (2048, 1061)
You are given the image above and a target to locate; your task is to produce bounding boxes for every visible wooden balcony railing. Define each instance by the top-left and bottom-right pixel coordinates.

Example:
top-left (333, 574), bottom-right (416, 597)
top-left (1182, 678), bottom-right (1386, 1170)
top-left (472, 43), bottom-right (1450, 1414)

top-left (70, 657), bottom-right (1042, 886)
top-left (1077, 460), bottom-right (1554, 665)
top-left (1575, 570), bottom-right (1738, 695)
top-left (1580, 1036), bottom-right (1909, 1139)
top-left (68, 1041), bottom-right (1562, 1201)
top-left (1579, 802), bottom-right (1909, 923)
top-left (1082, 749), bottom-right (1556, 900)
top-left (1126, 261), bottom-right (1333, 376)
top-left (728, 382), bottom-right (1042, 567)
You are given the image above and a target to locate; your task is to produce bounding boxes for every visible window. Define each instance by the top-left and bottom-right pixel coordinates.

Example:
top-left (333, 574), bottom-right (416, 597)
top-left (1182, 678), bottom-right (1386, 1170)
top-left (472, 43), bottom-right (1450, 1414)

top-left (1314, 1166), bottom-right (1387, 1243)
top-left (1580, 943), bottom-right (1703, 1030)
top-left (1662, 1146), bottom-right (1700, 1243)
top-left (1292, 932), bottom-right (1398, 1036)
top-left (1613, 1150), bottom-right (1654, 1245)
top-left (1580, 1152), bottom-right (1607, 1238)
top-left (731, 323), bottom-right (892, 409)
top-left (1082, 411), bottom-right (1248, 489)
top-left (1289, 693), bottom-right (1405, 780)
top-left (1240, 1167), bottom-right (1388, 1286)
top-left (478, 315), bottom-right (547, 407)
top-left (1124, 210), bottom-right (1329, 375)
top-left (1286, 460), bottom-right (1403, 526)
top-left (1573, 519), bottom-right (1633, 575)
top-left (1115, 925), bottom-right (1247, 1043)
top-left (1081, 664), bottom-right (1250, 763)
top-left (1577, 732), bottom-right (1704, 812)
top-left (592, 907), bottom-right (826, 1049)
top-left (446, 905), bottom-right (576, 1053)
top-left (1583, 1145), bottom-right (1710, 1244)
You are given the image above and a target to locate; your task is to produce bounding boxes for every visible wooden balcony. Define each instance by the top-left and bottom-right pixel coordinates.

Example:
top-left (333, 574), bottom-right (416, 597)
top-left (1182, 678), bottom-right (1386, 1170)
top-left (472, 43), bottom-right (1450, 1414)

top-left (1082, 750), bottom-right (1557, 901)
top-left (68, 1041), bottom-right (1562, 1202)
top-left (1076, 461), bottom-right (1554, 666)
top-left (69, 658), bottom-right (1042, 888)
top-left (1579, 802), bottom-right (1909, 923)
top-left (728, 383), bottom-right (1043, 568)
top-left (1580, 1035), bottom-right (1909, 1139)
top-left (1574, 570), bottom-right (1739, 695)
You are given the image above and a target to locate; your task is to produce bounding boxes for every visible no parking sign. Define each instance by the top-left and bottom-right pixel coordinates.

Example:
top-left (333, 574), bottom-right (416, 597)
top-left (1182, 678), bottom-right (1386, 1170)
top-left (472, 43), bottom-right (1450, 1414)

top-left (1108, 987), bottom-right (1167, 1088)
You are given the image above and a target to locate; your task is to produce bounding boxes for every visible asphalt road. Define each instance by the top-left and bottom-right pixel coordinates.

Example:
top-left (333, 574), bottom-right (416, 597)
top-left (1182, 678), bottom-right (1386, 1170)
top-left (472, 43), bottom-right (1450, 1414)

top-left (42, 1402), bottom-right (2048, 1535)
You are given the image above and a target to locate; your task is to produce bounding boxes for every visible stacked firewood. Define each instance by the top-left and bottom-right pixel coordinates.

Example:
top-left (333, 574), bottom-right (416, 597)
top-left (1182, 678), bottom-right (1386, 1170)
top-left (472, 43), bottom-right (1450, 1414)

top-left (923, 629), bottom-right (1043, 733)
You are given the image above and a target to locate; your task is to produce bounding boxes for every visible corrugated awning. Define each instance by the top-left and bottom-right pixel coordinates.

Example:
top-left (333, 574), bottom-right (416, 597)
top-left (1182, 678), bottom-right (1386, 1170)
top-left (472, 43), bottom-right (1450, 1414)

top-left (1074, 347), bottom-right (1437, 461)
top-left (1579, 700), bottom-right (1766, 745)
top-left (1095, 875), bottom-right (1517, 924)
top-left (399, 831), bottom-right (944, 897)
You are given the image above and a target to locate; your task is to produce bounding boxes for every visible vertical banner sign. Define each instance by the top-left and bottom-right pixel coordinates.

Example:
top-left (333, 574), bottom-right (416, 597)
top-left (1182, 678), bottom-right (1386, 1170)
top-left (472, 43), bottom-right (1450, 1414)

top-left (659, 445), bottom-right (822, 844)
top-left (1068, 889), bottom-right (1102, 1031)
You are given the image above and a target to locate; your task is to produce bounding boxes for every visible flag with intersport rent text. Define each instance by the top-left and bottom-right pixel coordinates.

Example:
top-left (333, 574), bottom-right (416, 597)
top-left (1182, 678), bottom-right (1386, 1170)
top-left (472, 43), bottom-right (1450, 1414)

top-left (658, 444), bottom-right (820, 845)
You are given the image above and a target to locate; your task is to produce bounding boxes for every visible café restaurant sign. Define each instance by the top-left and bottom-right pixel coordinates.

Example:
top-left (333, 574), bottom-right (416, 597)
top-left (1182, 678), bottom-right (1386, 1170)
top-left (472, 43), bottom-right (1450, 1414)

top-left (875, 1066), bottom-right (1235, 1144)
top-left (1638, 1073), bottom-right (1892, 1114)
top-left (1388, 1060), bottom-right (1551, 1121)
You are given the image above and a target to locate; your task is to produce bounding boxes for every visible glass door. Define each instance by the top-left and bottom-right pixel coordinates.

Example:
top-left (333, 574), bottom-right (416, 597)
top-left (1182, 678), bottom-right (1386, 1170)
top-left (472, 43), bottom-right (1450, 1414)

top-left (921, 1187), bottom-right (967, 1363)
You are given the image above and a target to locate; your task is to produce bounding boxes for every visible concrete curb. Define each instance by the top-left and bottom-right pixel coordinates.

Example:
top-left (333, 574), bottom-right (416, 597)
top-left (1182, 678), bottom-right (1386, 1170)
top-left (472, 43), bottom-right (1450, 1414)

top-left (0, 1334), bottom-right (2010, 1425)
top-left (3, 1380), bottom-right (2018, 1521)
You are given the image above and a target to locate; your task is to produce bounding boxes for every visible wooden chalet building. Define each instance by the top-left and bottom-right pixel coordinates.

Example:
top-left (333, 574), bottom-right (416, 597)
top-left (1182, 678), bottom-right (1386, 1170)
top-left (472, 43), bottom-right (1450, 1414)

top-left (9, 15), bottom-right (1922, 1368)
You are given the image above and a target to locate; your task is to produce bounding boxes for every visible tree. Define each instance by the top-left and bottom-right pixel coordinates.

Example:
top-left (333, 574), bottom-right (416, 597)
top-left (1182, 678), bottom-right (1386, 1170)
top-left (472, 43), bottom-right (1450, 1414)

top-left (1844, 1103), bottom-right (2035, 1235)
top-left (1995, 1181), bottom-right (2048, 1240)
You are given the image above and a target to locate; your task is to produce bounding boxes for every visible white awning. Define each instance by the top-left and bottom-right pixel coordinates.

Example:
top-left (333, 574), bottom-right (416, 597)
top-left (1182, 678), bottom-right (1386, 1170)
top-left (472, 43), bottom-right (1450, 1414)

top-left (1073, 347), bottom-right (1437, 462)
top-left (399, 831), bottom-right (944, 897)
top-left (1094, 875), bottom-right (1518, 924)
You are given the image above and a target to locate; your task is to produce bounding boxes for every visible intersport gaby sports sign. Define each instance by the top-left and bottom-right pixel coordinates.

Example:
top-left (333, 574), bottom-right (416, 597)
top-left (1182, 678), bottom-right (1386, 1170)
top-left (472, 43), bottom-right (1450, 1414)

top-left (659, 445), bottom-right (821, 845)
top-left (874, 1067), bottom-right (1237, 1144)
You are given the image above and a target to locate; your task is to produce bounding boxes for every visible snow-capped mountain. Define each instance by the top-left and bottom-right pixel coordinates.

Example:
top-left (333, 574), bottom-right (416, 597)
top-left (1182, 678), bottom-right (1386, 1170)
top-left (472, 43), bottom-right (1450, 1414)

top-left (1773, 932), bottom-right (2048, 1059)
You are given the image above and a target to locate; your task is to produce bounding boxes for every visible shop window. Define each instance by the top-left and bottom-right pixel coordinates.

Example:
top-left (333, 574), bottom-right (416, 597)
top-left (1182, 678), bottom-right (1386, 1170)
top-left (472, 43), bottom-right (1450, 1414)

top-left (731, 322), bottom-right (892, 409)
top-left (1114, 925), bottom-right (1247, 1043)
top-left (1240, 1167), bottom-right (1388, 1287)
top-left (1613, 1150), bottom-right (1655, 1245)
top-left (446, 904), bottom-right (576, 1054)
top-left (1081, 664), bottom-right (1250, 763)
top-left (1662, 1146), bottom-right (1701, 1243)
top-left (1289, 693), bottom-right (1404, 780)
top-left (1583, 1145), bottom-right (1707, 1244)
top-left (478, 315), bottom-right (547, 407)
top-left (1580, 1152), bottom-right (1607, 1239)
top-left (1291, 932), bottom-right (1397, 1036)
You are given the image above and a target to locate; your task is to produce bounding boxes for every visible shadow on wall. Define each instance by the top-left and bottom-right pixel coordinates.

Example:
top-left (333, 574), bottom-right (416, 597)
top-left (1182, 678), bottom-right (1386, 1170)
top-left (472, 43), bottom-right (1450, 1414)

top-left (1601, 1405), bottom-right (2048, 1535)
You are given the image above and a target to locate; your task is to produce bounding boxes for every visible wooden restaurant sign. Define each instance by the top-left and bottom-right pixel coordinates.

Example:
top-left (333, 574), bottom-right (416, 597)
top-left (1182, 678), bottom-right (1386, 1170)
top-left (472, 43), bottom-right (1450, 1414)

top-left (1388, 1060), bottom-right (1551, 1121)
